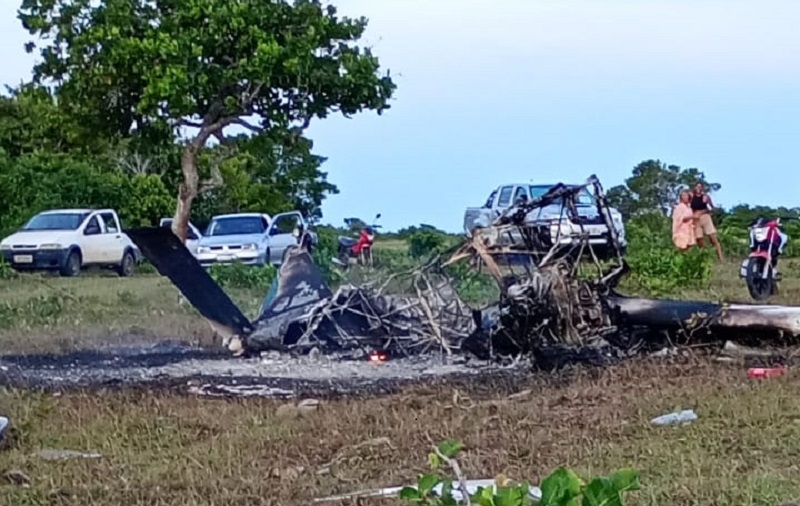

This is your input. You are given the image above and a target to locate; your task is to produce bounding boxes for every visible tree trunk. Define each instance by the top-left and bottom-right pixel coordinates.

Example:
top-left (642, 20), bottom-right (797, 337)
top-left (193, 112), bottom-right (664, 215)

top-left (172, 128), bottom-right (216, 243)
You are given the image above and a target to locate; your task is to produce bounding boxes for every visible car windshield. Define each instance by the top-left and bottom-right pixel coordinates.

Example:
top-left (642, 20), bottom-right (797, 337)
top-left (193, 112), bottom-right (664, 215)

top-left (206, 216), bottom-right (266, 236)
top-left (22, 212), bottom-right (88, 231)
top-left (529, 185), bottom-right (594, 206)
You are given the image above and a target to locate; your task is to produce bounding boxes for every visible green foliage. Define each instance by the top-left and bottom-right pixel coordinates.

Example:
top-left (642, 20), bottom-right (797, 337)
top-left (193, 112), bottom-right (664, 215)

top-left (399, 440), bottom-right (640, 506)
top-left (607, 160), bottom-right (720, 218)
top-left (409, 230), bottom-right (451, 260)
top-left (207, 263), bottom-right (277, 290)
top-left (19, 0), bottom-right (395, 230)
top-left (444, 262), bottom-right (499, 307)
top-left (0, 151), bottom-right (175, 237)
top-left (0, 258), bottom-right (17, 280)
top-left (311, 225), bottom-right (344, 285)
top-left (623, 214), bottom-right (715, 296)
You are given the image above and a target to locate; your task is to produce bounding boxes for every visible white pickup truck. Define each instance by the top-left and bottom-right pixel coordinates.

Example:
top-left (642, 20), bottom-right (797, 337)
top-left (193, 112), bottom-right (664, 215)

top-left (0, 209), bottom-right (141, 277)
top-left (464, 183), bottom-right (627, 257)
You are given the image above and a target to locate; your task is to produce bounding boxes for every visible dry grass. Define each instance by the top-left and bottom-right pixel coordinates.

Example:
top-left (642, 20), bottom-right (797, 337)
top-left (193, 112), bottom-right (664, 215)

top-left (2, 360), bottom-right (800, 505)
top-left (2, 259), bottom-right (800, 504)
top-left (0, 272), bottom-right (264, 354)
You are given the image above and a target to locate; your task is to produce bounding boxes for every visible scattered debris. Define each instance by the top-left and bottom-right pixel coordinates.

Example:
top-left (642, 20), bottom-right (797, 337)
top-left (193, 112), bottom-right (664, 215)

top-left (651, 409), bottom-right (698, 427)
top-left (126, 174), bottom-right (800, 374)
top-left (721, 341), bottom-right (778, 359)
top-left (313, 479), bottom-right (543, 504)
top-left (36, 449), bottom-right (102, 460)
top-left (0, 416), bottom-right (8, 440)
top-left (188, 383), bottom-right (294, 398)
top-left (3, 469), bottom-right (31, 488)
top-left (747, 367), bottom-right (786, 379)
top-left (297, 398), bottom-right (321, 415)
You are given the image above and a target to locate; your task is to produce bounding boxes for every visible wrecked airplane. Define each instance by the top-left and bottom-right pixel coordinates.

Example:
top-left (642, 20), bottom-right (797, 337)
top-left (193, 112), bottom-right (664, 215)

top-left (126, 175), bottom-right (800, 368)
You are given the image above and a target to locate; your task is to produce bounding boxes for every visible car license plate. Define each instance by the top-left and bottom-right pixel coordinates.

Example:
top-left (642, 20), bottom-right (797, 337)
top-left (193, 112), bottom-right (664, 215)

top-left (217, 254), bottom-right (235, 262)
top-left (13, 255), bottom-right (33, 264)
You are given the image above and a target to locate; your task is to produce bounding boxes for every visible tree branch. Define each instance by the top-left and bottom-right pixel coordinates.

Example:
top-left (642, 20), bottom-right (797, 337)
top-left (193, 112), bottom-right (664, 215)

top-left (233, 117), bottom-right (262, 133)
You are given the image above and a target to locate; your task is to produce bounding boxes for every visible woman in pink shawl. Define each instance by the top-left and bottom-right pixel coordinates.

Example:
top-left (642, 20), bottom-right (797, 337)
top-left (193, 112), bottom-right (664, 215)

top-left (672, 190), bottom-right (696, 250)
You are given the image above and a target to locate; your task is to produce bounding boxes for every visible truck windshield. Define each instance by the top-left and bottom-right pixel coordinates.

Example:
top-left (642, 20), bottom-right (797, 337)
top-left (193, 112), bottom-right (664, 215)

top-left (529, 185), bottom-right (594, 206)
top-left (22, 212), bottom-right (89, 231)
top-left (206, 216), bottom-right (266, 236)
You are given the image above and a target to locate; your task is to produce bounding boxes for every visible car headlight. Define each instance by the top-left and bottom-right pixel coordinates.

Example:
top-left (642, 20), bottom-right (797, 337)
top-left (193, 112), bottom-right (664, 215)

top-left (242, 243), bottom-right (257, 250)
top-left (39, 243), bottom-right (62, 250)
top-left (197, 246), bottom-right (210, 254)
top-left (0, 244), bottom-right (10, 250)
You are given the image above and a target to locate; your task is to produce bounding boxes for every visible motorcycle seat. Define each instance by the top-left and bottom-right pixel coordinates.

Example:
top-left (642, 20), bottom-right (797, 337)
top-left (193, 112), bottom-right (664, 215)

top-left (338, 237), bottom-right (357, 248)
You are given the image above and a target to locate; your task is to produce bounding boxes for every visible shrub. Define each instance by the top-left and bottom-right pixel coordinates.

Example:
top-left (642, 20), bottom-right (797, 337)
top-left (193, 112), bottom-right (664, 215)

top-left (408, 230), bottom-right (451, 260)
top-left (207, 262), bottom-right (277, 290)
top-left (623, 214), bottom-right (715, 296)
top-left (399, 440), bottom-right (640, 506)
top-left (0, 257), bottom-right (16, 280)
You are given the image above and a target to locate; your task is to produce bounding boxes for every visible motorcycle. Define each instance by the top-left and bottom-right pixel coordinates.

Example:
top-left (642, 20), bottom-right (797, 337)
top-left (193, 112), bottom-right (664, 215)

top-left (334, 214), bottom-right (381, 268)
top-left (739, 217), bottom-right (788, 301)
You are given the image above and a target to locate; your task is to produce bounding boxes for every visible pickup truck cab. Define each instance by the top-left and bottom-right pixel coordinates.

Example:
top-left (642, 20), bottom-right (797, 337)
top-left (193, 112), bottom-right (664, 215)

top-left (195, 211), bottom-right (317, 267)
top-left (159, 218), bottom-right (203, 255)
top-left (0, 208), bottom-right (140, 277)
top-left (464, 183), bottom-right (627, 257)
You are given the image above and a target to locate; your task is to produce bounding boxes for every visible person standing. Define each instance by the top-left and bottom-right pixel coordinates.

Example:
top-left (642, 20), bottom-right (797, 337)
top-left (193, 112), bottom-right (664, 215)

top-left (672, 190), bottom-right (696, 251)
top-left (691, 182), bottom-right (724, 260)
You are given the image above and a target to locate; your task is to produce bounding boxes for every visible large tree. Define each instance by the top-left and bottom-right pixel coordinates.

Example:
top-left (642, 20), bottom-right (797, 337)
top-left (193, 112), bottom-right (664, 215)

top-left (18, 0), bottom-right (395, 241)
top-left (607, 159), bottom-right (721, 218)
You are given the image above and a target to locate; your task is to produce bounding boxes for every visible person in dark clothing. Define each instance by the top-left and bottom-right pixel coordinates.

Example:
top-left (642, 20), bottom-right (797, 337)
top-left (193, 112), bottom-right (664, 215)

top-left (691, 182), bottom-right (723, 260)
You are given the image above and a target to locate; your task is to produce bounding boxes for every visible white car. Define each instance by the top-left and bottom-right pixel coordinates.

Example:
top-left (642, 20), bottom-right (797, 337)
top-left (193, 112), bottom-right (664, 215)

top-left (195, 211), bottom-right (317, 267)
top-left (159, 218), bottom-right (203, 255)
top-left (0, 208), bottom-right (140, 277)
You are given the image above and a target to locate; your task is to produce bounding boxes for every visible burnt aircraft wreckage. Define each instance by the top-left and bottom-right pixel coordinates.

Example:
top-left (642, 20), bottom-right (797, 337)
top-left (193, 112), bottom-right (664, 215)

top-left (127, 175), bottom-right (800, 369)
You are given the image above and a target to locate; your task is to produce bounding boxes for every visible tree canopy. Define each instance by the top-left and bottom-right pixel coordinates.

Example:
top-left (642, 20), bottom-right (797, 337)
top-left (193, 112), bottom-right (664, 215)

top-left (606, 160), bottom-right (721, 218)
top-left (18, 0), bottom-right (396, 241)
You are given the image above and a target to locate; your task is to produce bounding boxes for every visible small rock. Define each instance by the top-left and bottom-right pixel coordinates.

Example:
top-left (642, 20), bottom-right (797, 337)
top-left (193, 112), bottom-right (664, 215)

top-left (307, 347), bottom-right (321, 361)
top-left (297, 398), bottom-right (321, 416)
top-left (507, 389), bottom-right (532, 400)
top-left (3, 470), bottom-right (31, 487)
top-left (276, 403), bottom-right (299, 419)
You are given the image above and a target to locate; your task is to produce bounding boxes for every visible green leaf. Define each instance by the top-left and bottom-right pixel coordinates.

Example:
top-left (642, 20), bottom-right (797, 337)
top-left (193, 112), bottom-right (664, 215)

top-left (398, 486), bottom-right (422, 501)
top-left (428, 452), bottom-right (441, 469)
top-left (418, 474), bottom-right (440, 495)
top-left (610, 469), bottom-right (640, 493)
top-left (437, 440), bottom-right (463, 459)
top-left (581, 477), bottom-right (621, 506)
top-left (539, 467), bottom-right (583, 506)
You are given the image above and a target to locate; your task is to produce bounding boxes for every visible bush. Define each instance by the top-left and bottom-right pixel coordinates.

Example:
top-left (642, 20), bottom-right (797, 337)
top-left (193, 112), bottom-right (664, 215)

top-left (408, 230), bottom-right (451, 260)
top-left (207, 262), bottom-right (277, 290)
top-left (399, 440), bottom-right (640, 506)
top-left (623, 214), bottom-right (715, 296)
top-left (0, 257), bottom-right (16, 280)
top-left (311, 226), bottom-right (344, 285)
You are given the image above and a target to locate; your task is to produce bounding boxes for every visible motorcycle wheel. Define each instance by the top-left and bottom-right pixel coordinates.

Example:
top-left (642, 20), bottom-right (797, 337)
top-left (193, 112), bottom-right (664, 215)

top-left (745, 256), bottom-right (774, 302)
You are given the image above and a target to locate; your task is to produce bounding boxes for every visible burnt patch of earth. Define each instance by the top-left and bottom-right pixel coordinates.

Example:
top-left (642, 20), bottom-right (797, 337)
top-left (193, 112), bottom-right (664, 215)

top-left (0, 339), bottom-right (532, 398)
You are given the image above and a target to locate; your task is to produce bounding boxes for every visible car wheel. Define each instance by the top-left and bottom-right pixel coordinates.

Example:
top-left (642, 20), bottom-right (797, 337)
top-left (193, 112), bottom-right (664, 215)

top-left (117, 251), bottom-right (135, 277)
top-left (60, 249), bottom-right (82, 277)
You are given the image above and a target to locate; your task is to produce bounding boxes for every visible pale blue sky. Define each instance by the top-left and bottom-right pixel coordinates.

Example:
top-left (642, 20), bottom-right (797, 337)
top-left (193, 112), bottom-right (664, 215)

top-left (2, 0), bottom-right (799, 232)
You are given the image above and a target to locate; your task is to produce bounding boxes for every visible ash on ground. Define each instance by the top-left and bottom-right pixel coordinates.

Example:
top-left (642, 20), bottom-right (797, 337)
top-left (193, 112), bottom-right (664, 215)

top-left (0, 340), bottom-right (517, 397)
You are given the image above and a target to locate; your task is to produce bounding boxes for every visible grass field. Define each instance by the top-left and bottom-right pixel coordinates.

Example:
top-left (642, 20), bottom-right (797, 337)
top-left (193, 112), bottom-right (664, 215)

top-left (2, 252), bottom-right (800, 505)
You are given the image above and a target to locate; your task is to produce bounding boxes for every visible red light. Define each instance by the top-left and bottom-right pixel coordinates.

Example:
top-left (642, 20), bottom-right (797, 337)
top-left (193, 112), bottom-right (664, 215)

top-left (369, 350), bottom-right (388, 363)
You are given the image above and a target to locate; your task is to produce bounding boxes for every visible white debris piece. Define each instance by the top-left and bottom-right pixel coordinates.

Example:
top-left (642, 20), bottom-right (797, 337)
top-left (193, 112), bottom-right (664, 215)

top-left (313, 479), bottom-right (542, 503)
